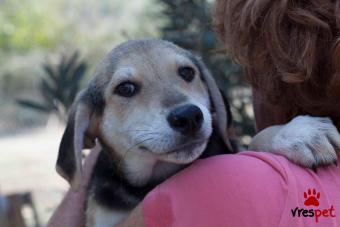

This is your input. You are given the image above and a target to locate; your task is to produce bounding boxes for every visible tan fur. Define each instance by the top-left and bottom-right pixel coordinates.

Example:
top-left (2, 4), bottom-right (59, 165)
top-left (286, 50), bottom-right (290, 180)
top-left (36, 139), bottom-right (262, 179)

top-left (98, 42), bottom-right (213, 185)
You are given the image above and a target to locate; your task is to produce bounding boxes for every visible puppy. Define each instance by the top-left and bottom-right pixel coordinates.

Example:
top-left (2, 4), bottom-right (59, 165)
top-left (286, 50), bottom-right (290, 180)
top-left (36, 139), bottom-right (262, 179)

top-left (56, 38), bottom-right (340, 226)
top-left (57, 39), bottom-right (236, 227)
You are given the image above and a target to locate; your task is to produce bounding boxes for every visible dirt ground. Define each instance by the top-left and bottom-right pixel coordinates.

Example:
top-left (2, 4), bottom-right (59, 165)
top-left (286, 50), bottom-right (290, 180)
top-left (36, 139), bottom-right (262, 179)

top-left (0, 124), bottom-right (68, 226)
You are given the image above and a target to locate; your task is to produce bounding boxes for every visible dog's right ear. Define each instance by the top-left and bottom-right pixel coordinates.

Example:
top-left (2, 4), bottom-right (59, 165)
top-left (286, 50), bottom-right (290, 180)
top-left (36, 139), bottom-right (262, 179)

top-left (192, 57), bottom-right (233, 151)
top-left (56, 91), bottom-right (99, 190)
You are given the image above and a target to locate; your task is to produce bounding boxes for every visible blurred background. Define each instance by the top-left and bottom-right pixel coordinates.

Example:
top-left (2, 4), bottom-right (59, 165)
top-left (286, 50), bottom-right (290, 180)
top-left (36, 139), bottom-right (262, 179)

top-left (0, 0), bottom-right (254, 226)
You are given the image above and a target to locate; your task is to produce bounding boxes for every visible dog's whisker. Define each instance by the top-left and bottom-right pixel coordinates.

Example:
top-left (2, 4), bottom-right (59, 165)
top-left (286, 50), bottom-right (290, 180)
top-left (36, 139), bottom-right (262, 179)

top-left (135, 132), bottom-right (160, 140)
top-left (124, 129), bottom-right (151, 131)
top-left (116, 137), bottom-right (156, 176)
top-left (121, 129), bottom-right (152, 133)
top-left (126, 137), bottom-right (155, 154)
top-left (138, 122), bottom-right (156, 129)
top-left (134, 133), bottom-right (175, 148)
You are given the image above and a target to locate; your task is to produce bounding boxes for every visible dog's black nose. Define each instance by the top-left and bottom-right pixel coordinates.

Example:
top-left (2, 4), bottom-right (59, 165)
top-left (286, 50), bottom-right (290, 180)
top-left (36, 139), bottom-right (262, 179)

top-left (167, 104), bottom-right (204, 135)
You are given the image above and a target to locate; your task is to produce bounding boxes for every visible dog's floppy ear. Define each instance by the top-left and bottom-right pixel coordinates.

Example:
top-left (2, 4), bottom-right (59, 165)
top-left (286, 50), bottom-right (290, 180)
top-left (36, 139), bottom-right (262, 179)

top-left (193, 57), bottom-right (233, 151)
top-left (56, 91), bottom-right (99, 190)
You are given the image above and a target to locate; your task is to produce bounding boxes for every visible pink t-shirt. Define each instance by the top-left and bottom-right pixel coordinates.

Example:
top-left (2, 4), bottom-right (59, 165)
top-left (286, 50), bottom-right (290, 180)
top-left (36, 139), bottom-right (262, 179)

top-left (142, 152), bottom-right (340, 227)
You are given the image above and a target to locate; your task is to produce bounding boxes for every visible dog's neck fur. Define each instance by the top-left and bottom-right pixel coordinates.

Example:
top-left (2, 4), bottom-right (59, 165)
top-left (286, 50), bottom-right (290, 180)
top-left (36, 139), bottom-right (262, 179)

top-left (89, 144), bottom-right (185, 210)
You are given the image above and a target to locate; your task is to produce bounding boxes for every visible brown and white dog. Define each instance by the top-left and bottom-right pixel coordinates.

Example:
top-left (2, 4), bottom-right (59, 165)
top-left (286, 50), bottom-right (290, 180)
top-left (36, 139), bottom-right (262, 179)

top-left (56, 39), bottom-right (340, 227)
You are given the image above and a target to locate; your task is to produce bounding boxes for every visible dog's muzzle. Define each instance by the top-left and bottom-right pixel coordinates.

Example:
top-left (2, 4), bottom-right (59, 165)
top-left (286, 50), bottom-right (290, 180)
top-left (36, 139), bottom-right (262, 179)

top-left (167, 104), bottom-right (204, 136)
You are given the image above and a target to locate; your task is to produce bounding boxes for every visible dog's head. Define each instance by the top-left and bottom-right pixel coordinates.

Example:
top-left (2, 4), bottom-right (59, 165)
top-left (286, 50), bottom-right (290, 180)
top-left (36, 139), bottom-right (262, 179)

top-left (57, 39), bottom-right (233, 189)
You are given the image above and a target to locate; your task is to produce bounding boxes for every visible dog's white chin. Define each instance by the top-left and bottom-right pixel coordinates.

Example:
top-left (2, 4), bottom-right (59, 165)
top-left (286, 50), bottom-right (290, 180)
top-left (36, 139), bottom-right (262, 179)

top-left (157, 141), bottom-right (208, 164)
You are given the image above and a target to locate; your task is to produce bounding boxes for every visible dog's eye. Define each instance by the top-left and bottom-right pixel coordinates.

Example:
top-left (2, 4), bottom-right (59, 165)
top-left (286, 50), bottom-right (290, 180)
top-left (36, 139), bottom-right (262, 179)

top-left (114, 82), bottom-right (139, 97)
top-left (178, 66), bottom-right (195, 82)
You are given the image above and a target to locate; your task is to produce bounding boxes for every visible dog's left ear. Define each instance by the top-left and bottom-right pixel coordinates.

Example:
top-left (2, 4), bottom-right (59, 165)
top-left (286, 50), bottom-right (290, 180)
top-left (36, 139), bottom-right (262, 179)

top-left (56, 90), bottom-right (99, 190)
top-left (193, 58), bottom-right (233, 151)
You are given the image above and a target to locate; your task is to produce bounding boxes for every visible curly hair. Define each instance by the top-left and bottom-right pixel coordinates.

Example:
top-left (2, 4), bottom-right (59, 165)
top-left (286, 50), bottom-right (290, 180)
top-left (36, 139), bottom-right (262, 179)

top-left (213, 0), bottom-right (340, 127)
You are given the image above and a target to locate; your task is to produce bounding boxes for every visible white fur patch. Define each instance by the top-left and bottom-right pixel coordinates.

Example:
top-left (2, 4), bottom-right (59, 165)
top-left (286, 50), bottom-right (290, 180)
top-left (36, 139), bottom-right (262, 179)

top-left (87, 196), bottom-right (129, 227)
top-left (250, 116), bottom-right (340, 167)
top-left (93, 208), bottom-right (127, 227)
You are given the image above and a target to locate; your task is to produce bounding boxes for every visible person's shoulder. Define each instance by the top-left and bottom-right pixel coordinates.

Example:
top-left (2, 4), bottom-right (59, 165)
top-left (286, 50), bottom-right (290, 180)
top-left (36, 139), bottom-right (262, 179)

top-left (144, 152), bottom-right (340, 227)
top-left (190, 151), bottom-right (291, 182)
top-left (159, 151), bottom-right (292, 211)
top-left (143, 152), bottom-right (291, 227)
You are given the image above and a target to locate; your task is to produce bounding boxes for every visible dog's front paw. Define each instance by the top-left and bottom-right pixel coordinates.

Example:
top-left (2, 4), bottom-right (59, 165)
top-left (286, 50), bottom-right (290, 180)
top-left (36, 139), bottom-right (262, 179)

top-left (250, 116), bottom-right (340, 169)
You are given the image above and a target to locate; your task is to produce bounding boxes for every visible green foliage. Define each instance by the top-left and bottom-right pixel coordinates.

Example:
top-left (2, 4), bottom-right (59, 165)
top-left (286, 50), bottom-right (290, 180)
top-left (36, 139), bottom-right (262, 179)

top-left (0, 0), bottom-right (163, 53)
top-left (0, 0), bottom-right (65, 52)
top-left (17, 52), bottom-right (87, 120)
top-left (159, 0), bottom-right (255, 139)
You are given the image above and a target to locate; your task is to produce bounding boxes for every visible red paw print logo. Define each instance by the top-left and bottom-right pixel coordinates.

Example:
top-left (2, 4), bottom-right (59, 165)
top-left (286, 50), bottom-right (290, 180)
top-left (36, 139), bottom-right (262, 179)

top-left (304, 188), bottom-right (320, 206)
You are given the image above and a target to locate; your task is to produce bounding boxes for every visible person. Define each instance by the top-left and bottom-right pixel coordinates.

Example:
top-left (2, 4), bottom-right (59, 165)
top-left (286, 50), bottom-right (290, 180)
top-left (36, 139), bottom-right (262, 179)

top-left (48, 0), bottom-right (340, 226)
top-left (213, 0), bottom-right (340, 131)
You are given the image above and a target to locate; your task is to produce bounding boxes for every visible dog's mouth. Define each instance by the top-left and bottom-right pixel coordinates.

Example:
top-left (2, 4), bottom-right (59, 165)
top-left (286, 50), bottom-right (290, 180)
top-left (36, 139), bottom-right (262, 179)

top-left (140, 138), bottom-right (207, 155)
top-left (162, 139), bottom-right (207, 155)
